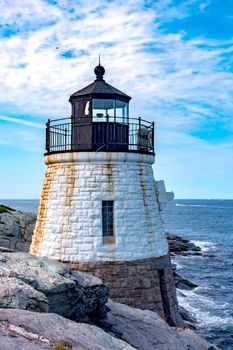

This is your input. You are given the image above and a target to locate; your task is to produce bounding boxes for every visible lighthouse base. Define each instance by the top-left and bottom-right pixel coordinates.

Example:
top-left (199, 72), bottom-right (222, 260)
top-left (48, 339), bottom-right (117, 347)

top-left (67, 254), bottom-right (183, 326)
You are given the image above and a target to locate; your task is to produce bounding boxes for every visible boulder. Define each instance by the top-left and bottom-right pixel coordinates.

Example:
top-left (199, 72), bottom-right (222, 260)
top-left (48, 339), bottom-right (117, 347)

top-left (166, 233), bottom-right (201, 255)
top-left (0, 276), bottom-right (48, 312)
top-left (0, 206), bottom-right (36, 252)
top-left (178, 306), bottom-right (197, 329)
top-left (173, 271), bottom-right (198, 290)
top-left (98, 300), bottom-right (219, 350)
top-left (0, 252), bottom-right (109, 321)
top-left (166, 233), bottom-right (214, 258)
top-left (0, 308), bottom-right (135, 350)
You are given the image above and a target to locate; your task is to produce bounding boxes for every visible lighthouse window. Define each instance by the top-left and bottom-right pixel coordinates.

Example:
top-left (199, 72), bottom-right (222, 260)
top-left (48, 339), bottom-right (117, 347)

top-left (93, 99), bottom-right (115, 122)
top-left (115, 100), bottom-right (129, 123)
top-left (102, 201), bottom-right (114, 239)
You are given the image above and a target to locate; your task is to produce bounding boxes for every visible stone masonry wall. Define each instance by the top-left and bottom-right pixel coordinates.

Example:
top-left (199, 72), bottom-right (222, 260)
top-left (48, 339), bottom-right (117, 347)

top-left (30, 152), bottom-right (168, 262)
top-left (67, 254), bottom-right (183, 327)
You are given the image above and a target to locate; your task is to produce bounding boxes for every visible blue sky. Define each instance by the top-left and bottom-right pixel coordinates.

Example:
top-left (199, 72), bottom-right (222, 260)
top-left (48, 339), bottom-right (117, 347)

top-left (0, 0), bottom-right (232, 199)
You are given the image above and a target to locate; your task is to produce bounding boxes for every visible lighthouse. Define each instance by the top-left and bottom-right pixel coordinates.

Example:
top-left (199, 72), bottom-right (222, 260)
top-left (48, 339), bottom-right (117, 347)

top-left (30, 63), bottom-right (182, 325)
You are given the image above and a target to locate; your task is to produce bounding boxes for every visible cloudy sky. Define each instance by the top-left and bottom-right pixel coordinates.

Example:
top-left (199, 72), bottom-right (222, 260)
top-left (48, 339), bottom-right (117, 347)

top-left (0, 0), bottom-right (232, 199)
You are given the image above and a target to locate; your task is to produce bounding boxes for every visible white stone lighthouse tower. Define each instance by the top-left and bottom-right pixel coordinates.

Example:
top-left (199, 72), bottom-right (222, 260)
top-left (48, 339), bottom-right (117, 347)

top-left (30, 64), bottom-right (182, 325)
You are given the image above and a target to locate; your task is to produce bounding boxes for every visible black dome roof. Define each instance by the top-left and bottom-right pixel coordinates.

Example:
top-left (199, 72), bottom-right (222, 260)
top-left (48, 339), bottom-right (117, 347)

top-left (69, 64), bottom-right (131, 102)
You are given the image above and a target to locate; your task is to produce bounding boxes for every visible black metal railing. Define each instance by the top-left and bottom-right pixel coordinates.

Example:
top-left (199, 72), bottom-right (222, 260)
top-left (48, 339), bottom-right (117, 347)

top-left (45, 117), bottom-right (154, 154)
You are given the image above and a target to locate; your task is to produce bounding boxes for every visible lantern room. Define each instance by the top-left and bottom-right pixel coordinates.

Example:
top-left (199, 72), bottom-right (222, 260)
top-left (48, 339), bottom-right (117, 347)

top-left (45, 64), bottom-right (154, 154)
top-left (70, 64), bottom-right (130, 124)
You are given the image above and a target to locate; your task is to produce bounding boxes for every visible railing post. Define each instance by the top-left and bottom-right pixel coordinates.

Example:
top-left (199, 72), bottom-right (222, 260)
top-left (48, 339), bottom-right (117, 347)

top-left (70, 115), bottom-right (73, 150)
top-left (138, 117), bottom-right (141, 149)
top-left (138, 117), bottom-right (141, 128)
top-left (45, 119), bottom-right (50, 153)
top-left (65, 127), bottom-right (67, 150)
top-left (106, 115), bottom-right (109, 150)
top-left (152, 121), bottom-right (155, 153)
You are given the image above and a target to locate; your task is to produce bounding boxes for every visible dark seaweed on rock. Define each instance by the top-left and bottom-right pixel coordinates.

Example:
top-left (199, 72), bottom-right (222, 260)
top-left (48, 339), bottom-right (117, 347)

top-left (0, 204), bottom-right (16, 214)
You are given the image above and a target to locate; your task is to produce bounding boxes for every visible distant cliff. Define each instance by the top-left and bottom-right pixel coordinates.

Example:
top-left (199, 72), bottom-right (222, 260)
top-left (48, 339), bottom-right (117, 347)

top-left (154, 180), bottom-right (174, 211)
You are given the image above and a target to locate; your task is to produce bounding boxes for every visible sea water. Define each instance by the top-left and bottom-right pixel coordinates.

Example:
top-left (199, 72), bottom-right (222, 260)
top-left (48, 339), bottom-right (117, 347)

top-left (1, 198), bottom-right (232, 349)
top-left (162, 199), bottom-right (233, 350)
top-left (0, 199), bottom-right (39, 213)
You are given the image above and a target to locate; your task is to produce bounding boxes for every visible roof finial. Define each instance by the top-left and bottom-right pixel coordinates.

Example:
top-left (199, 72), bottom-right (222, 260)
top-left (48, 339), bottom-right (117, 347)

top-left (94, 57), bottom-right (105, 81)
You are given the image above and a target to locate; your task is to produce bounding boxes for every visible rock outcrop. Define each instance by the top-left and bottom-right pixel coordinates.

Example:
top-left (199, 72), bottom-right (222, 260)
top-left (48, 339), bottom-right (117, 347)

top-left (174, 271), bottom-right (198, 290)
top-left (167, 233), bottom-right (212, 292)
top-left (99, 300), bottom-right (219, 350)
top-left (0, 252), bottom-right (109, 322)
top-left (0, 302), bottom-right (219, 350)
top-left (167, 234), bottom-right (202, 256)
top-left (0, 205), bottom-right (36, 253)
top-left (167, 233), bottom-right (214, 257)
top-left (0, 308), bottom-right (135, 350)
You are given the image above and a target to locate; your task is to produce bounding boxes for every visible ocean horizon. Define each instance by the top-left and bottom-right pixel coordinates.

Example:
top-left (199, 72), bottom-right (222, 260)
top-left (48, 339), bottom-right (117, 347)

top-left (0, 198), bottom-right (232, 349)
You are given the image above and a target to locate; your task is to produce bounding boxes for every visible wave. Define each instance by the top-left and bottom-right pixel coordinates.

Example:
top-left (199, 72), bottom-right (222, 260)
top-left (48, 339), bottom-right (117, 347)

top-left (191, 240), bottom-right (218, 252)
top-left (175, 204), bottom-right (208, 208)
top-left (177, 287), bottom-right (233, 328)
top-left (173, 260), bottom-right (184, 269)
top-left (175, 203), bottom-right (233, 209)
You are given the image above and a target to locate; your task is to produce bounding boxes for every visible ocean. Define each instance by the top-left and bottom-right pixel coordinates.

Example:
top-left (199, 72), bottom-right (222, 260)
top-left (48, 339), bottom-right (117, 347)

top-left (0, 198), bottom-right (232, 349)
top-left (162, 199), bottom-right (233, 350)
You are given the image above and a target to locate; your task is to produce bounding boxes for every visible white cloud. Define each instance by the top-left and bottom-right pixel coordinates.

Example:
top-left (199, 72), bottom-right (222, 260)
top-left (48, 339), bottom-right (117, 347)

top-left (0, 120), bottom-right (44, 152)
top-left (0, 0), bottom-right (61, 27)
top-left (0, 115), bottom-right (43, 128)
top-left (199, 1), bottom-right (211, 11)
top-left (0, 0), bottom-right (231, 126)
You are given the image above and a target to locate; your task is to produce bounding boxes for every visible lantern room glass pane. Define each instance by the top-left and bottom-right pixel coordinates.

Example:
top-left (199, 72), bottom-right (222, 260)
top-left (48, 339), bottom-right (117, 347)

top-left (115, 100), bottom-right (129, 123)
top-left (93, 99), bottom-right (115, 122)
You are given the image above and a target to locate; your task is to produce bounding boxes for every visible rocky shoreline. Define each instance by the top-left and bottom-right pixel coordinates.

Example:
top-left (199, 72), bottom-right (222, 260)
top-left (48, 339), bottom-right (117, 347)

top-left (166, 233), bottom-right (217, 332)
top-left (167, 233), bottom-right (215, 290)
top-left (167, 233), bottom-right (207, 291)
top-left (167, 233), bottom-right (214, 258)
top-left (0, 205), bottom-right (219, 349)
